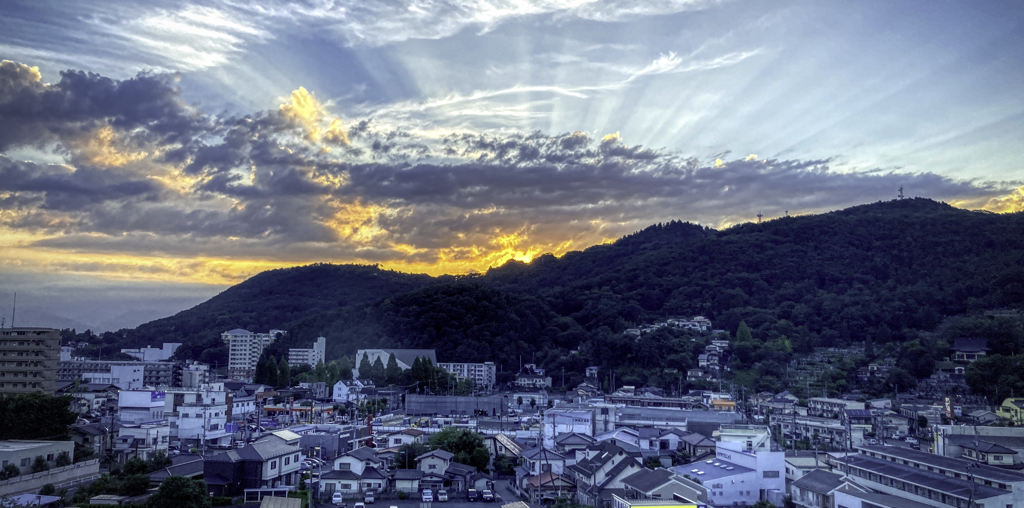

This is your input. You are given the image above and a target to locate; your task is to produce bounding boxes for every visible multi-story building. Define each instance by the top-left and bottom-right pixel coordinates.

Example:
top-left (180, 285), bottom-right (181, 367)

top-left (182, 362), bottom-right (211, 388)
top-left (165, 385), bottom-right (231, 449)
top-left (671, 425), bottom-right (785, 508)
top-left (83, 364), bottom-right (144, 389)
top-left (437, 361), bottom-right (496, 390)
top-left (58, 359), bottom-right (180, 387)
top-left (222, 329), bottom-right (284, 380)
top-left (287, 336), bottom-right (326, 368)
top-left (114, 422), bottom-right (170, 462)
top-left (118, 390), bottom-right (167, 424)
top-left (0, 327), bottom-right (60, 394)
top-left (120, 343), bottom-right (181, 362)
top-left (806, 397), bottom-right (864, 418)
top-left (516, 374), bottom-right (552, 389)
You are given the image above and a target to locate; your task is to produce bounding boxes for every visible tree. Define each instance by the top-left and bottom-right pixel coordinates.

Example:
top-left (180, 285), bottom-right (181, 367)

top-left (359, 352), bottom-right (373, 380)
top-left (0, 463), bottom-right (18, 480)
top-left (123, 457), bottom-right (149, 476)
top-left (55, 451), bottom-right (72, 467)
top-left (392, 442), bottom-right (429, 469)
top-left (530, 398), bottom-right (536, 411)
top-left (147, 476), bottom-right (212, 508)
top-left (751, 501), bottom-right (778, 508)
top-left (278, 358), bottom-right (292, 388)
top-left (254, 353), bottom-right (269, 385)
top-left (371, 356), bottom-right (386, 386)
top-left (917, 415), bottom-right (929, 432)
top-left (385, 354), bottom-right (402, 386)
top-left (737, 321), bottom-right (753, 343)
top-left (265, 355), bottom-right (279, 387)
top-left (0, 393), bottom-right (78, 441)
top-left (148, 451), bottom-right (172, 471)
top-left (517, 396), bottom-right (523, 410)
top-left (32, 455), bottom-right (50, 473)
top-left (39, 484), bottom-right (56, 495)
top-left (644, 455), bottom-right (662, 469)
top-left (429, 428), bottom-right (490, 472)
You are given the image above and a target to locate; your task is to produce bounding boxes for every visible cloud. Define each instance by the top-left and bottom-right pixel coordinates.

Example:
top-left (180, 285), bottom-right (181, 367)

top-left (0, 60), bottom-right (1018, 285)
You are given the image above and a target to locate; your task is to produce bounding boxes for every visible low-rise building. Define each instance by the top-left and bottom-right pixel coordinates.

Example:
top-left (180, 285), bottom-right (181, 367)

top-left (120, 343), bottom-right (181, 362)
top-left (807, 397), bottom-right (863, 418)
top-left (790, 469), bottom-right (864, 508)
top-left (118, 390), bottom-right (167, 424)
top-left (620, 468), bottom-right (705, 504)
top-left (671, 426), bottom-right (784, 508)
top-left (204, 439), bottom-right (303, 497)
top-left (516, 374), bottom-right (552, 389)
top-left (0, 440), bottom-right (74, 474)
top-left (997, 398), bottom-right (1024, 425)
top-left (114, 422), bottom-right (170, 462)
top-left (59, 359), bottom-right (180, 387)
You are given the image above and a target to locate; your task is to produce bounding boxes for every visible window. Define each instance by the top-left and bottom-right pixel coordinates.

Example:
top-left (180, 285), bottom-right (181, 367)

top-left (763, 471), bottom-right (780, 478)
top-left (21, 458), bottom-right (30, 466)
top-left (285, 457), bottom-right (290, 465)
top-left (271, 460), bottom-right (277, 469)
top-left (429, 464), bottom-right (437, 469)
top-left (47, 454), bottom-right (54, 461)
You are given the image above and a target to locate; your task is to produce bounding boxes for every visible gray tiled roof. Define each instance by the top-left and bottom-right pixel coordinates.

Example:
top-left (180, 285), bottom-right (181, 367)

top-left (791, 469), bottom-right (845, 494)
top-left (836, 454), bottom-right (1008, 500)
top-left (621, 468), bottom-right (675, 493)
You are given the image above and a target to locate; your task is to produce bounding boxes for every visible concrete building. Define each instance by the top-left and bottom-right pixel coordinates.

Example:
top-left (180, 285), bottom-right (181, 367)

top-left (114, 422), bottom-right (170, 462)
top-left (437, 361), bottom-right (497, 390)
top-left (806, 397), bottom-right (864, 418)
top-left (165, 385), bottom-right (232, 449)
top-left (288, 337), bottom-right (326, 368)
top-left (0, 440), bottom-right (74, 474)
top-left (181, 362), bottom-right (211, 388)
top-left (516, 374), bottom-right (553, 389)
top-left (120, 343), bottom-right (181, 362)
top-left (222, 329), bottom-right (284, 380)
top-left (0, 327), bottom-right (60, 394)
top-left (352, 349), bottom-right (437, 379)
top-left (543, 406), bottom-right (616, 449)
top-left (84, 364), bottom-right (143, 389)
top-left (58, 360), bottom-right (180, 387)
top-left (118, 390), bottom-right (167, 423)
top-left (672, 426), bottom-right (785, 507)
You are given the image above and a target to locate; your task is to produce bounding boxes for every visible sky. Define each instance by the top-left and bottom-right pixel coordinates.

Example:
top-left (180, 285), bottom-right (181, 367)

top-left (1, 0), bottom-right (1022, 331)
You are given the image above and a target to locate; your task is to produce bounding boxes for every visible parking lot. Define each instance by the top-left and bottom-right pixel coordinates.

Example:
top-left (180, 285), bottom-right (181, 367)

top-left (312, 481), bottom-right (524, 508)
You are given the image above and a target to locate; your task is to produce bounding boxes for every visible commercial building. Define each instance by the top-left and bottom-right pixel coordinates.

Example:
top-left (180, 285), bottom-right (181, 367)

top-left (437, 361), bottom-right (497, 390)
top-left (120, 343), bottom-right (181, 362)
top-left (118, 390), bottom-right (167, 424)
top-left (288, 337), bottom-right (326, 368)
top-left (182, 362), bottom-right (211, 388)
top-left (58, 359), bottom-right (180, 387)
top-left (83, 364), bottom-right (144, 389)
top-left (671, 426), bottom-right (785, 507)
top-left (165, 385), bottom-right (232, 449)
top-left (0, 327), bottom-right (60, 394)
top-left (223, 329), bottom-right (284, 380)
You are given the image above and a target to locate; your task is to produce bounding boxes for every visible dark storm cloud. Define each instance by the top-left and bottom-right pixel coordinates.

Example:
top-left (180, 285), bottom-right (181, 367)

top-left (0, 156), bottom-right (163, 211)
top-left (0, 60), bottom-right (207, 152)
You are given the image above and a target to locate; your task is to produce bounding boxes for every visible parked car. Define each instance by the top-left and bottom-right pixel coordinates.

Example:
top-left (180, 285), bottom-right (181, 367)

top-left (332, 493), bottom-right (344, 506)
top-left (466, 489), bottom-right (480, 502)
top-left (905, 437), bottom-right (919, 444)
top-left (867, 438), bottom-right (878, 445)
top-left (422, 490), bottom-right (433, 503)
top-left (437, 490), bottom-right (448, 502)
top-left (482, 490), bottom-right (495, 502)
top-left (364, 491), bottom-right (374, 504)
top-left (354, 502), bottom-right (365, 508)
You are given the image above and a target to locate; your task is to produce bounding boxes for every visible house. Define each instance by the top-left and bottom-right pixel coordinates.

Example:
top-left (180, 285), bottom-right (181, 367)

top-left (678, 433), bottom-right (715, 460)
top-left (967, 409), bottom-right (1001, 425)
top-left (997, 398), bottom-right (1024, 425)
top-left (952, 338), bottom-right (989, 363)
top-left (553, 433), bottom-right (597, 454)
top-left (784, 450), bottom-right (829, 485)
top-left (565, 442), bottom-right (644, 508)
top-left (444, 461), bottom-right (477, 492)
top-left (114, 422), bottom-right (169, 462)
top-left (620, 468), bottom-right (706, 504)
top-left (515, 374), bottom-right (552, 389)
top-left (0, 440), bottom-right (75, 475)
top-left (203, 439), bottom-right (303, 497)
top-left (959, 441), bottom-right (1018, 467)
top-left (711, 399), bottom-right (735, 412)
top-left (390, 469), bottom-right (423, 493)
top-left (697, 353), bottom-right (719, 369)
top-left (385, 428), bottom-right (427, 448)
top-left (71, 423), bottom-right (113, 461)
top-left (416, 449), bottom-right (454, 491)
top-left (483, 433), bottom-right (525, 462)
top-left (149, 454), bottom-right (205, 487)
top-left (523, 472), bottom-right (577, 504)
top-left (790, 469), bottom-right (864, 508)
top-left (686, 368), bottom-right (708, 382)
top-left (324, 447), bottom-right (388, 495)
top-left (331, 380), bottom-right (367, 404)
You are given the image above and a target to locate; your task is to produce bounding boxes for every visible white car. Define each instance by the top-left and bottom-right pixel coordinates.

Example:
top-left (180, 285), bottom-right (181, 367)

top-left (905, 437), bottom-right (919, 444)
top-left (422, 489), bottom-right (434, 502)
top-left (332, 493), bottom-right (344, 506)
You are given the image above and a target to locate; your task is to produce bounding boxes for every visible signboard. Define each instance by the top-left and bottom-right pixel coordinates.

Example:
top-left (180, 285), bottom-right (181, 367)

top-left (225, 422), bottom-right (238, 433)
top-left (151, 390), bottom-right (166, 401)
top-left (944, 396), bottom-right (952, 420)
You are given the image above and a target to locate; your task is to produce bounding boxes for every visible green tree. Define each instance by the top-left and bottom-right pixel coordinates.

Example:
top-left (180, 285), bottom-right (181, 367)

top-left (392, 442), bottom-right (429, 469)
top-left (737, 321), bottom-right (753, 343)
top-left (39, 484), bottom-right (57, 495)
top-left (0, 463), bottom-right (18, 480)
top-left (644, 455), bottom-right (662, 469)
top-left (55, 451), bottom-right (72, 467)
top-left (31, 455), bottom-right (50, 473)
top-left (917, 415), bottom-right (929, 431)
top-left (429, 428), bottom-right (490, 471)
top-left (279, 358), bottom-right (292, 388)
top-left (385, 353), bottom-right (402, 386)
top-left (530, 398), bottom-right (536, 411)
top-left (148, 451), bottom-right (173, 471)
top-left (371, 356), bottom-right (386, 385)
top-left (517, 396), bottom-right (523, 410)
top-left (265, 355), bottom-right (279, 387)
top-left (0, 393), bottom-right (78, 440)
top-left (147, 476), bottom-right (212, 508)
top-left (123, 457), bottom-right (149, 476)
top-left (254, 353), bottom-right (269, 385)
top-left (359, 352), bottom-right (373, 380)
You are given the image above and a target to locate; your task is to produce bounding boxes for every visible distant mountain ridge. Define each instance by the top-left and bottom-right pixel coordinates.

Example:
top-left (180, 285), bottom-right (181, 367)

top-left (111, 198), bottom-right (1023, 383)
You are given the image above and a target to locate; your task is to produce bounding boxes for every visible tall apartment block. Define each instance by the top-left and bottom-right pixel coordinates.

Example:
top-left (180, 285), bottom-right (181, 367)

top-left (288, 336), bottom-right (326, 368)
top-left (438, 361), bottom-right (497, 390)
top-left (222, 328), bottom-right (284, 380)
top-left (0, 327), bottom-right (60, 394)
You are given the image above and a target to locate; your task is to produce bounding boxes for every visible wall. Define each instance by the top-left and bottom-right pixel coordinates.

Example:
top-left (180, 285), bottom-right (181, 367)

top-left (0, 459), bottom-right (100, 495)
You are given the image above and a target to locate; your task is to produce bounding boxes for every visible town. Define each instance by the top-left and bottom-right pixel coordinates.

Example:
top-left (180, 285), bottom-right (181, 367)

top-left (2, 316), bottom-right (1023, 508)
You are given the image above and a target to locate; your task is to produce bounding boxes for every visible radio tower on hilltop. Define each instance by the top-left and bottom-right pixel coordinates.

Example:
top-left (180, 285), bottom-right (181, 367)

top-left (898, 186), bottom-right (905, 200)
top-left (757, 212), bottom-right (763, 223)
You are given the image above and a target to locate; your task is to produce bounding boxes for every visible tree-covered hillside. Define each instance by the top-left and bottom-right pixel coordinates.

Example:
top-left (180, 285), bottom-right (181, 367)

top-left (80, 198), bottom-right (1024, 395)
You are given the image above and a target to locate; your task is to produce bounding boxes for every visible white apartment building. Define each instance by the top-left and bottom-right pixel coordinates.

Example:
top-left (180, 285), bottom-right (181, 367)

top-left (85, 364), bottom-right (144, 390)
top-left (182, 362), bottom-right (211, 388)
top-left (120, 343), bottom-right (181, 362)
top-left (165, 385), bottom-right (231, 449)
top-left (437, 361), bottom-right (496, 390)
top-left (222, 329), bottom-right (284, 380)
top-left (543, 406), bottom-right (616, 449)
top-left (288, 336), bottom-right (326, 368)
top-left (673, 425), bottom-right (785, 507)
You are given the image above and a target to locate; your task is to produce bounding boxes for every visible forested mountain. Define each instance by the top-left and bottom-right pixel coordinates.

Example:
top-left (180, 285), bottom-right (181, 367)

top-left (74, 198), bottom-right (1024, 395)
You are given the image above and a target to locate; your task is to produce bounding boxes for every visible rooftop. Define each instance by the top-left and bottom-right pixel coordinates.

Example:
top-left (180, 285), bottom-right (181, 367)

top-left (670, 458), bottom-right (753, 482)
top-left (791, 469), bottom-right (846, 494)
top-left (837, 454), bottom-right (1008, 500)
top-left (856, 445), bottom-right (1024, 483)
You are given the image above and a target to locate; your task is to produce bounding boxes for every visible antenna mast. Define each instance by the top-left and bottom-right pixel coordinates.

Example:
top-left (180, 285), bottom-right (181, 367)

top-left (10, 292), bottom-right (14, 328)
top-left (898, 186), bottom-right (904, 200)
top-left (756, 212), bottom-right (763, 223)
